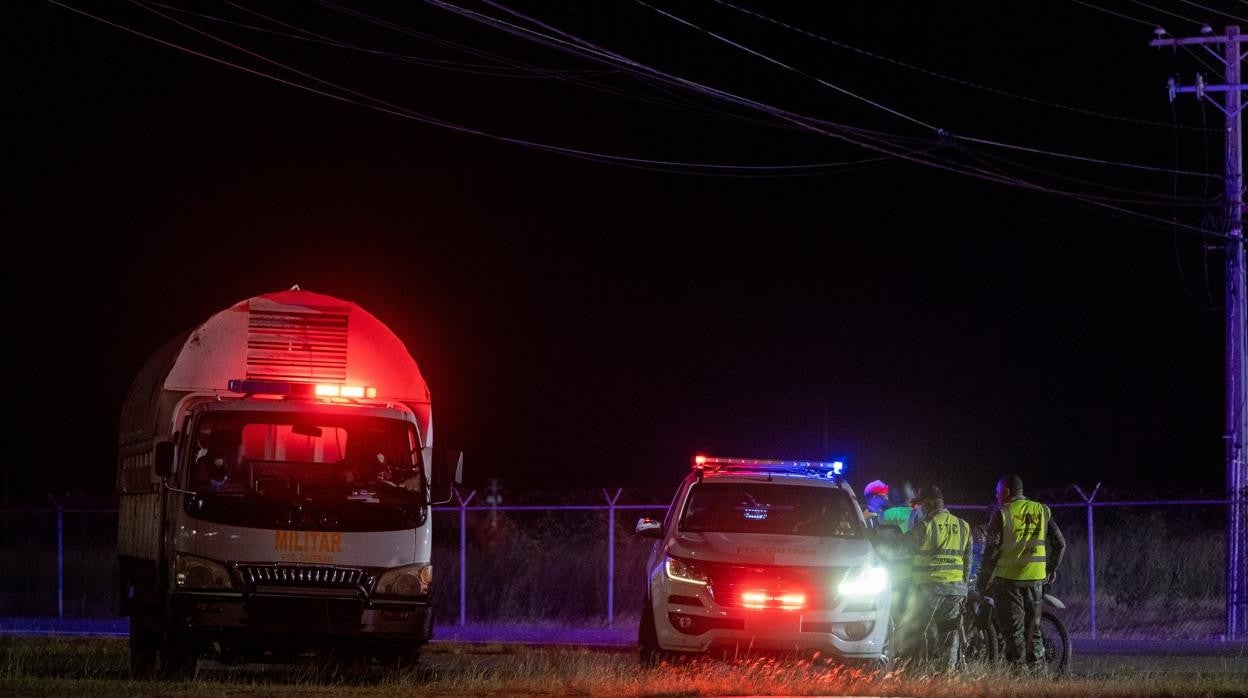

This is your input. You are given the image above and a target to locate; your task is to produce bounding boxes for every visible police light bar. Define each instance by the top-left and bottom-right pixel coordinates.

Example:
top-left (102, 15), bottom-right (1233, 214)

top-left (692, 455), bottom-right (845, 476)
top-left (229, 379), bottom-right (377, 399)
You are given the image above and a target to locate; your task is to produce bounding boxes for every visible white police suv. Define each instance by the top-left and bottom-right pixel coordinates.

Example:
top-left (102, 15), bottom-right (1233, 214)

top-left (634, 456), bottom-right (892, 667)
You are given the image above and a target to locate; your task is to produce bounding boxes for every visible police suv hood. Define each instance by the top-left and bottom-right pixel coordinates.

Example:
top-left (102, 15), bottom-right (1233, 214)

top-left (667, 531), bottom-right (876, 567)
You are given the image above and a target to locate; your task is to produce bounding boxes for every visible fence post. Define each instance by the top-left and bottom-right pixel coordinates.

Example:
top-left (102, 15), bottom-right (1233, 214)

top-left (47, 495), bottom-right (63, 619)
top-left (453, 488), bottom-right (476, 627)
top-left (602, 488), bottom-right (623, 628)
top-left (1074, 483), bottom-right (1101, 639)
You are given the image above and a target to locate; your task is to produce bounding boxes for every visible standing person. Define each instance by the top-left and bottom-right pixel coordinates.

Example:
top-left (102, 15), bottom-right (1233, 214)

top-left (862, 480), bottom-right (890, 529)
top-left (976, 475), bottom-right (1066, 673)
top-left (895, 485), bottom-right (971, 672)
top-left (880, 480), bottom-right (916, 622)
top-left (882, 480), bottom-right (916, 532)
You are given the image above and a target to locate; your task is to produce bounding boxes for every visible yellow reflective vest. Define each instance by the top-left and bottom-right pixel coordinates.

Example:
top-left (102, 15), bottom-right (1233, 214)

top-left (993, 498), bottom-right (1051, 581)
top-left (912, 510), bottom-right (969, 584)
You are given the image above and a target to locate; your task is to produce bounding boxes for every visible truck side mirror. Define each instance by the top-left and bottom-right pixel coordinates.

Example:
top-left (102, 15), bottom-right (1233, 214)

top-left (443, 450), bottom-right (463, 485)
top-left (430, 450), bottom-right (464, 505)
top-left (154, 441), bottom-right (175, 479)
top-left (635, 517), bottom-right (663, 539)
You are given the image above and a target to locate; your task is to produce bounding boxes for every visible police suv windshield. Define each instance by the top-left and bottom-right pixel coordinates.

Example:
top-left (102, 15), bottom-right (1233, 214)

top-left (679, 482), bottom-right (861, 538)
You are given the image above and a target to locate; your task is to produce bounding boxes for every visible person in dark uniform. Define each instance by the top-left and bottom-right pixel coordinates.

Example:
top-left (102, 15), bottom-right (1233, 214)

top-left (976, 474), bottom-right (1066, 673)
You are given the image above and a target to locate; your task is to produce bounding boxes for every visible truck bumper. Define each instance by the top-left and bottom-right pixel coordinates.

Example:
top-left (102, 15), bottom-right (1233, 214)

top-left (169, 591), bottom-right (433, 649)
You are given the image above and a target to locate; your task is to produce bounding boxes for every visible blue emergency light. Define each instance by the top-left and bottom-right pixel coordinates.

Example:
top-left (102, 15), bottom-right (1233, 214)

top-left (693, 455), bottom-right (846, 478)
top-left (228, 379), bottom-right (312, 396)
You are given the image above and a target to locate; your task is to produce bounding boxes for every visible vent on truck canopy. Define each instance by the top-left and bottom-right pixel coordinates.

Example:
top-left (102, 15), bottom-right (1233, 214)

top-left (246, 303), bottom-right (349, 383)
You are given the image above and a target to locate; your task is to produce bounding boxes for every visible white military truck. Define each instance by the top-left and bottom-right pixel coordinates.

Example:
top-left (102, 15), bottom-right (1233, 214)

top-left (634, 456), bottom-right (892, 668)
top-left (116, 288), bottom-right (460, 676)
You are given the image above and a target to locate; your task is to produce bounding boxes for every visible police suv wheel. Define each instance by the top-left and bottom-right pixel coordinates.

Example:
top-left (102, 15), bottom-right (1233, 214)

top-left (638, 595), bottom-right (660, 667)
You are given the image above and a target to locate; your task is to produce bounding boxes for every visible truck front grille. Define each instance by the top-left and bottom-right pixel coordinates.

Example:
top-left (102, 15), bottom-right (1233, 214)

top-left (239, 565), bottom-right (364, 589)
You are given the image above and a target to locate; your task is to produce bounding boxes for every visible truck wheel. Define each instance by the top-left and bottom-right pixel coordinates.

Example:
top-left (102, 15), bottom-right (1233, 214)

top-left (638, 596), bottom-right (661, 668)
top-left (158, 630), bottom-right (197, 679)
top-left (374, 646), bottom-right (422, 668)
top-left (128, 608), bottom-right (158, 679)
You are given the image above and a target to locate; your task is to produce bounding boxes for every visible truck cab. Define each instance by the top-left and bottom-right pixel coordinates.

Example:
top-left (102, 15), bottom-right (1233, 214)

top-left (635, 456), bottom-right (892, 668)
top-left (116, 289), bottom-right (459, 676)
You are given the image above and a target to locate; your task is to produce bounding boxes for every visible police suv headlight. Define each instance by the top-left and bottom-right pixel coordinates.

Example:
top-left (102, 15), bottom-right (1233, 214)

top-left (664, 556), bottom-right (708, 586)
top-left (174, 553), bottom-right (234, 590)
top-left (838, 565), bottom-right (888, 597)
top-left (374, 564), bottom-right (432, 598)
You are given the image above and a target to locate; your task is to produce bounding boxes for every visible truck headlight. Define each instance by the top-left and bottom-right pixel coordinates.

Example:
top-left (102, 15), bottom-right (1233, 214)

top-left (664, 556), bottom-right (708, 586)
top-left (838, 565), bottom-right (888, 597)
top-left (374, 564), bottom-right (432, 598)
top-left (174, 553), bottom-right (234, 590)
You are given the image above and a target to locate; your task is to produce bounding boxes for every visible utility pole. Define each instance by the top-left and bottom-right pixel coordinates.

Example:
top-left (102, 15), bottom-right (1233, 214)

top-left (1154, 24), bottom-right (1248, 641)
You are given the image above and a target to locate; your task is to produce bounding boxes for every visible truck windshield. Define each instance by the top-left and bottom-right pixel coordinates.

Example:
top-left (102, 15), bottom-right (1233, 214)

top-left (191, 412), bottom-right (422, 503)
top-left (679, 483), bottom-right (861, 538)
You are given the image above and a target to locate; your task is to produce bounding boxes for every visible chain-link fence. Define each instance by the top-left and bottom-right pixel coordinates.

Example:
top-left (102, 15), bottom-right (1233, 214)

top-left (949, 498), bottom-right (1230, 640)
top-left (0, 494), bottom-right (1237, 640)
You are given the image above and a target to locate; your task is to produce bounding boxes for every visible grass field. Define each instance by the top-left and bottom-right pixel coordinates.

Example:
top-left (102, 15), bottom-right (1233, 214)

top-left (3, 636), bottom-right (1247, 697)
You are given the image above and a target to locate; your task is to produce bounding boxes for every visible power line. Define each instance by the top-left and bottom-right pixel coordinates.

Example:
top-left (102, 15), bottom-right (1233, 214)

top-left (49, 0), bottom-right (1231, 239)
top-left (1069, 0), bottom-right (1158, 28)
top-left (1175, 0), bottom-right (1248, 24)
top-left (442, 0), bottom-right (1228, 237)
top-left (48, 0), bottom-right (894, 177)
top-left (635, 0), bottom-right (938, 135)
top-left (146, 1), bottom-right (606, 79)
top-left (424, 0), bottom-right (1230, 236)
top-left (958, 144), bottom-right (1218, 205)
top-left (713, 0), bottom-right (1213, 132)
top-left (300, 0), bottom-right (830, 135)
top-left (1127, 0), bottom-right (1206, 27)
top-left (637, 0), bottom-right (1221, 179)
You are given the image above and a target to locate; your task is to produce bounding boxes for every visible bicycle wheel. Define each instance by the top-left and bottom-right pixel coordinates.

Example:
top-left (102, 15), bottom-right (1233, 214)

top-left (1039, 611), bottom-right (1070, 676)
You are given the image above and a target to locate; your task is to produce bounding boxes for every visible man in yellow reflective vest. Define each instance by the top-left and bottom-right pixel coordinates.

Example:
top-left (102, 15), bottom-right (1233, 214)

top-left (895, 485), bottom-right (971, 671)
top-left (976, 474), bottom-right (1067, 672)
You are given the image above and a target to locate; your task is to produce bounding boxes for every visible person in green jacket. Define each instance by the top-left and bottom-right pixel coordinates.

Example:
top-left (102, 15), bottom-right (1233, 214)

top-left (882, 480), bottom-right (916, 532)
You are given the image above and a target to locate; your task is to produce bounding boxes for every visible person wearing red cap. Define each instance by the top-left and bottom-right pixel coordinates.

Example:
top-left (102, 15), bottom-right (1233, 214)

top-left (862, 480), bottom-right (889, 529)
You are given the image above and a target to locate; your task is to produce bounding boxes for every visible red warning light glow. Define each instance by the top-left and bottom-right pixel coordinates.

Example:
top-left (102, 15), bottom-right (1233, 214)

top-left (740, 590), bottom-right (806, 610)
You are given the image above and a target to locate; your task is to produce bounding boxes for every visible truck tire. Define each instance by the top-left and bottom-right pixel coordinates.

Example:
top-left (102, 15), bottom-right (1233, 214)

top-left (158, 628), bottom-right (197, 679)
top-left (128, 607), bottom-right (158, 679)
top-left (374, 646), bottom-right (423, 668)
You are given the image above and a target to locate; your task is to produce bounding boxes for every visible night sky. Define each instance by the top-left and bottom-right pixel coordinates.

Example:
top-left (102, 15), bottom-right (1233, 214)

top-left (5, 1), bottom-right (1238, 503)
